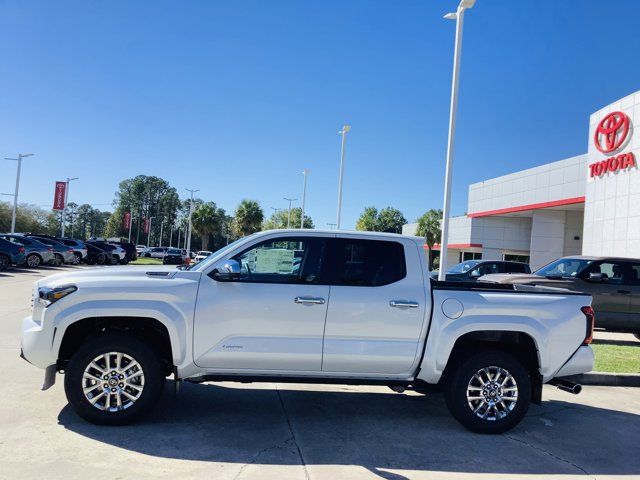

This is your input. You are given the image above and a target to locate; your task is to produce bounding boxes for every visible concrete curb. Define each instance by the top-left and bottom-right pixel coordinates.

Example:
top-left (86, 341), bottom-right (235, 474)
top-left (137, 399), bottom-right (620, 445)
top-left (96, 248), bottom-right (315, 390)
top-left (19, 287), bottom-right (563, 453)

top-left (565, 372), bottom-right (640, 387)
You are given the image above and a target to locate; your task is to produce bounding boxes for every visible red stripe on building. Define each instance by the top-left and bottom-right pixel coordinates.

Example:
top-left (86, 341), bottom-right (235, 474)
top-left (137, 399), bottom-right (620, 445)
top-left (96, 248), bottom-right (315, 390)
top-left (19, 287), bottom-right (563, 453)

top-left (423, 243), bottom-right (483, 250)
top-left (467, 196), bottom-right (585, 218)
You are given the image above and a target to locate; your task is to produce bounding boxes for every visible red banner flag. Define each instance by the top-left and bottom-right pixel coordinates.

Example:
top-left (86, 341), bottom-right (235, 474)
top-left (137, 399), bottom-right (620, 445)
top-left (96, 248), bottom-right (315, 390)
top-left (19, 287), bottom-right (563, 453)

top-left (143, 218), bottom-right (150, 234)
top-left (53, 181), bottom-right (66, 211)
top-left (123, 212), bottom-right (131, 230)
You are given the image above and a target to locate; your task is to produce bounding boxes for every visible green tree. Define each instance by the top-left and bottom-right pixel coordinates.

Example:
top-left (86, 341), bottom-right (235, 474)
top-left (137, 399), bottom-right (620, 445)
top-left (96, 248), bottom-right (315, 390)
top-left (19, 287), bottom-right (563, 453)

top-left (355, 206), bottom-right (406, 233)
top-left (191, 202), bottom-right (226, 251)
top-left (415, 209), bottom-right (443, 270)
top-left (263, 207), bottom-right (314, 230)
top-left (233, 199), bottom-right (264, 237)
top-left (108, 175), bottom-right (180, 243)
top-left (355, 206), bottom-right (379, 231)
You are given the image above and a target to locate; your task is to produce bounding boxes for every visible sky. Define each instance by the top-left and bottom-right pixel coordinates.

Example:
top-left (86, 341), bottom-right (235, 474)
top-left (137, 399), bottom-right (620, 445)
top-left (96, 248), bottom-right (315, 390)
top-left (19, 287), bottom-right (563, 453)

top-left (1, 0), bottom-right (640, 229)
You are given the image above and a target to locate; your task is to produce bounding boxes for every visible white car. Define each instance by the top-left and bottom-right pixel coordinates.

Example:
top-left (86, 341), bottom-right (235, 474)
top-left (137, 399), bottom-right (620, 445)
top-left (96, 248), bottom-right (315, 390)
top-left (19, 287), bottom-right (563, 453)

top-left (142, 247), bottom-right (167, 259)
top-left (135, 245), bottom-right (147, 255)
top-left (193, 250), bottom-right (212, 264)
top-left (20, 230), bottom-right (594, 433)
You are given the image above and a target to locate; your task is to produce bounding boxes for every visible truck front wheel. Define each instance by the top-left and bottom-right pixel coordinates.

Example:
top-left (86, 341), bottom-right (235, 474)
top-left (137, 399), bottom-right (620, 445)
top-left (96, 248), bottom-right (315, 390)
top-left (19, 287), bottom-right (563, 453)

top-left (64, 334), bottom-right (165, 425)
top-left (444, 350), bottom-right (531, 434)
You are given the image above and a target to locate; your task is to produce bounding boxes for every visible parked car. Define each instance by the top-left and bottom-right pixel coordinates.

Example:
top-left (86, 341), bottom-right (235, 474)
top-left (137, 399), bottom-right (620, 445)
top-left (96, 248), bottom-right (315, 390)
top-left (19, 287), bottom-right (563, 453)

top-left (25, 235), bottom-right (76, 265)
top-left (480, 256), bottom-right (640, 336)
top-left (21, 230), bottom-right (594, 433)
top-left (0, 237), bottom-right (25, 270)
top-left (163, 248), bottom-right (186, 265)
top-left (59, 238), bottom-right (88, 264)
top-left (113, 241), bottom-right (137, 262)
top-left (135, 245), bottom-right (147, 255)
top-left (431, 260), bottom-right (531, 282)
top-left (0, 234), bottom-right (55, 268)
top-left (193, 250), bottom-right (212, 264)
top-left (143, 247), bottom-right (167, 259)
top-left (86, 241), bottom-right (124, 265)
top-left (84, 243), bottom-right (107, 265)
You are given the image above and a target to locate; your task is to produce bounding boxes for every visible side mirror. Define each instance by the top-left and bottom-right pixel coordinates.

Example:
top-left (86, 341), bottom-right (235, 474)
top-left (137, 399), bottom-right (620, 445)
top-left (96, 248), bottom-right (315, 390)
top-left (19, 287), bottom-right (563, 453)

top-left (588, 272), bottom-right (605, 282)
top-left (469, 270), bottom-right (481, 278)
top-left (210, 259), bottom-right (241, 281)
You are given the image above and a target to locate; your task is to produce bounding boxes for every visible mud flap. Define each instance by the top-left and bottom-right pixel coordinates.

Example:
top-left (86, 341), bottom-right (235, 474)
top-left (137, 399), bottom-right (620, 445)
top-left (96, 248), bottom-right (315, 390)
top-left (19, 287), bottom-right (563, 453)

top-left (42, 365), bottom-right (56, 390)
top-left (531, 371), bottom-right (543, 405)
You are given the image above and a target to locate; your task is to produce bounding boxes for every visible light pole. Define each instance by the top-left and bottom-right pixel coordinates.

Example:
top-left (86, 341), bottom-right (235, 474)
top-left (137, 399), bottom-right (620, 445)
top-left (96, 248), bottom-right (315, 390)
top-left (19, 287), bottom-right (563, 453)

top-left (147, 216), bottom-right (156, 247)
top-left (4, 153), bottom-right (34, 233)
top-left (61, 177), bottom-right (79, 237)
top-left (283, 197), bottom-right (297, 229)
top-left (185, 188), bottom-right (199, 254)
top-left (159, 218), bottom-right (164, 247)
top-left (169, 223), bottom-right (173, 247)
top-left (336, 125), bottom-right (351, 229)
top-left (438, 0), bottom-right (476, 281)
top-left (300, 169), bottom-right (309, 229)
top-left (128, 213), bottom-right (133, 243)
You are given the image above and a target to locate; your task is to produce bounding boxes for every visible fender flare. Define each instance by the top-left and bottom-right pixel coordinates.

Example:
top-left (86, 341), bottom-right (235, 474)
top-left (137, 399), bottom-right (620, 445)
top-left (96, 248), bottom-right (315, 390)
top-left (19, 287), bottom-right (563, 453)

top-left (50, 299), bottom-right (189, 367)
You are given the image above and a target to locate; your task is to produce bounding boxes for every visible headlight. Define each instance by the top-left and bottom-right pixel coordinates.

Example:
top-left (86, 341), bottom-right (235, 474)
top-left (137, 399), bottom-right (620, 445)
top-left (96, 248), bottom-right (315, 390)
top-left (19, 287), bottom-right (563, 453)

top-left (38, 285), bottom-right (77, 307)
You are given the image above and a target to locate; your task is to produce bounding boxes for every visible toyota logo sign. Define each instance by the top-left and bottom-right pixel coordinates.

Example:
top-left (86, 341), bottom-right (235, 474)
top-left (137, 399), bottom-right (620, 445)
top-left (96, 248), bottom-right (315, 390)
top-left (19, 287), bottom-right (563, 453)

top-left (594, 111), bottom-right (630, 154)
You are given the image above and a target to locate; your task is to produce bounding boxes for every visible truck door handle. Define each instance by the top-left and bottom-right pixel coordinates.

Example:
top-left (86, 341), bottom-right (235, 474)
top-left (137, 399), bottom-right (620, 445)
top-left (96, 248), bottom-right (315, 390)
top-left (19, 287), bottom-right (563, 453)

top-left (294, 296), bottom-right (325, 305)
top-left (389, 300), bottom-right (419, 308)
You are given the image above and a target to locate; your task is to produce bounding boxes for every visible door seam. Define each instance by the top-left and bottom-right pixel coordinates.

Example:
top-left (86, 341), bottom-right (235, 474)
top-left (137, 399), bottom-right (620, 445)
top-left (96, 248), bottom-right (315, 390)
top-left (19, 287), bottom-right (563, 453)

top-left (320, 285), bottom-right (332, 371)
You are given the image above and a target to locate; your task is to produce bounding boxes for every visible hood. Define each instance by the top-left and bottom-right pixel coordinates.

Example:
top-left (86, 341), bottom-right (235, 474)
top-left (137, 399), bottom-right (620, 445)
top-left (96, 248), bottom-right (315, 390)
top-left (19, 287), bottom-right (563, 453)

top-left (37, 265), bottom-right (181, 289)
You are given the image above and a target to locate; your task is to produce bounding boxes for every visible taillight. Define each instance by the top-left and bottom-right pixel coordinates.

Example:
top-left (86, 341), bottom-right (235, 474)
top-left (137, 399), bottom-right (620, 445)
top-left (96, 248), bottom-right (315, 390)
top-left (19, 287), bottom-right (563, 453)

top-left (581, 306), bottom-right (595, 345)
top-left (48, 247), bottom-right (54, 252)
top-left (19, 247), bottom-right (25, 254)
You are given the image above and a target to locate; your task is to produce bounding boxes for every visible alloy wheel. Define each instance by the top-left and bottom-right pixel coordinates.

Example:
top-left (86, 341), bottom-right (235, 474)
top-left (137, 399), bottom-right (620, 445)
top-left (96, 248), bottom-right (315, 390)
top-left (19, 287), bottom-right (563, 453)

top-left (26, 254), bottom-right (41, 268)
top-left (466, 366), bottom-right (518, 421)
top-left (82, 352), bottom-right (145, 412)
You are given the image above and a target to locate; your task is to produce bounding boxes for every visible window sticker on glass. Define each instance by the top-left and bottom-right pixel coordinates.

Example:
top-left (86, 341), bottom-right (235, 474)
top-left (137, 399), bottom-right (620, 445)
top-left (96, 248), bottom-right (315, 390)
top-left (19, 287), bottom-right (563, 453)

top-left (254, 249), bottom-right (296, 274)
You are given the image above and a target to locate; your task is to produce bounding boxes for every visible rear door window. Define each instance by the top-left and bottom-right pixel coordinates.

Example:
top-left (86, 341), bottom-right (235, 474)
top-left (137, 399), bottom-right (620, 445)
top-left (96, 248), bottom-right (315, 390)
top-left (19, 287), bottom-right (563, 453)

top-left (325, 238), bottom-right (406, 286)
top-left (470, 262), bottom-right (500, 276)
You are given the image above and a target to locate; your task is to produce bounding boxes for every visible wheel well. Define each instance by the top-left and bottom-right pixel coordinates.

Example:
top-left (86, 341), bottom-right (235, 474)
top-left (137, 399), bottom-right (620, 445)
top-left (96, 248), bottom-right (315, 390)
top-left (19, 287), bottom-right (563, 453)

top-left (444, 330), bottom-right (543, 404)
top-left (57, 317), bottom-right (174, 375)
top-left (27, 252), bottom-right (42, 259)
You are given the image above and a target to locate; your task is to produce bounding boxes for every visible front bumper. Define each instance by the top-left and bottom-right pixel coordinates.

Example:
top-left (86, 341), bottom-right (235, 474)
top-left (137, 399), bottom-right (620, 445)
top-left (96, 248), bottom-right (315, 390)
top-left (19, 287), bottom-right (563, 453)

top-left (554, 346), bottom-right (595, 378)
top-left (21, 315), bottom-right (56, 370)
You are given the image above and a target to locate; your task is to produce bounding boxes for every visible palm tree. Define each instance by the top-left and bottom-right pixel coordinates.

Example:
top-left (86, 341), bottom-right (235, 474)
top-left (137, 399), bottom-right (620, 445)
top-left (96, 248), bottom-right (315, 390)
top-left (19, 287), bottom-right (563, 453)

top-left (415, 209), bottom-right (442, 270)
top-left (233, 199), bottom-right (264, 237)
top-left (191, 202), bottom-right (225, 251)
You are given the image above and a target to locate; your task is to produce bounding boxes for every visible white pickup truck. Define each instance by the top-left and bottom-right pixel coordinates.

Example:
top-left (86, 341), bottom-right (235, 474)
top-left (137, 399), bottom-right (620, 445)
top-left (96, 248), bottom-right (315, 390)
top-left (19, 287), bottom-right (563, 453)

top-left (21, 230), bottom-right (595, 433)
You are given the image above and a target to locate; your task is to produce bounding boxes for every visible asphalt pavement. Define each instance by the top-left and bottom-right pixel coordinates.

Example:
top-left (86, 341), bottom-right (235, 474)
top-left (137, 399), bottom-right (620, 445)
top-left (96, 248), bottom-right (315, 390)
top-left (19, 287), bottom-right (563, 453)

top-left (1, 265), bottom-right (639, 480)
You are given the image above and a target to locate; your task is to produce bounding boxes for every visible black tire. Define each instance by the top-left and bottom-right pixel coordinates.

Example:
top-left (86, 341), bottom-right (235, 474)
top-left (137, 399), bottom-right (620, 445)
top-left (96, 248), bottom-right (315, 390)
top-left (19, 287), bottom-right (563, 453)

top-left (25, 253), bottom-right (42, 268)
top-left (0, 254), bottom-right (10, 271)
top-left (85, 256), bottom-right (96, 265)
top-left (444, 350), bottom-right (531, 434)
top-left (53, 253), bottom-right (64, 266)
top-left (118, 258), bottom-right (129, 265)
top-left (145, 253), bottom-right (151, 258)
top-left (64, 334), bottom-right (166, 425)
top-left (73, 252), bottom-right (83, 264)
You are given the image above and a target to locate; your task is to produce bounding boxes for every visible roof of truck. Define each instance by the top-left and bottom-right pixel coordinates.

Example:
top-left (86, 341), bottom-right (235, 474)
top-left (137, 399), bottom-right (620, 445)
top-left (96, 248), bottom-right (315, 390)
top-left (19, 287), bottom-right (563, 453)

top-left (258, 228), bottom-right (425, 244)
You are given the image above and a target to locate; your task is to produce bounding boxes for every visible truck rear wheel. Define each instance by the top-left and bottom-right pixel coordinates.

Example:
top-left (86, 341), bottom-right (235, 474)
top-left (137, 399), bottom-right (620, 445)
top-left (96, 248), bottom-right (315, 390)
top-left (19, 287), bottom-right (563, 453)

top-left (64, 334), bottom-right (165, 425)
top-left (444, 350), bottom-right (530, 434)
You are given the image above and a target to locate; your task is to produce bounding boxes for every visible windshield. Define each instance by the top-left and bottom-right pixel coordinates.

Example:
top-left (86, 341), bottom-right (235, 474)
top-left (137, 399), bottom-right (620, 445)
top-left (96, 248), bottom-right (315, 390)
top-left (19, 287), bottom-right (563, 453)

top-left (188, 234), bottom-right (260, 271)
top-left (535, 258), bottom-right (593, 278)
top-left (167, 249), bottom-right (181, 254)
top-left (447, 260), bottom-right (480, 274)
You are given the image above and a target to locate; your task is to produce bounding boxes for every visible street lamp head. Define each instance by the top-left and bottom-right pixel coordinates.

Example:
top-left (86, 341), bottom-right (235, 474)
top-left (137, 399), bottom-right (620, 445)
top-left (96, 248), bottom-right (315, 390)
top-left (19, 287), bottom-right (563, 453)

top-left (302, 168), bottom-right (310, 175)
top-left (21, 153), bottom-right (34, 158)
top-left (68, 177), bottom-right (79, 181)
top-left (460, 0), bottom-right (476, 9)
top-left (443, 12), bottom-right (457, 19)
top-left (340, 125), bottom-right (351, 134)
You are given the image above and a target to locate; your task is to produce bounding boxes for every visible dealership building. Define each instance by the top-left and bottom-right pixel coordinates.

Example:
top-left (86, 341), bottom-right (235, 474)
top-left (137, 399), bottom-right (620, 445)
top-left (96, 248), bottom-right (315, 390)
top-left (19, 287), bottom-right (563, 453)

top-left (403, 90), bottom-right (640, 270)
